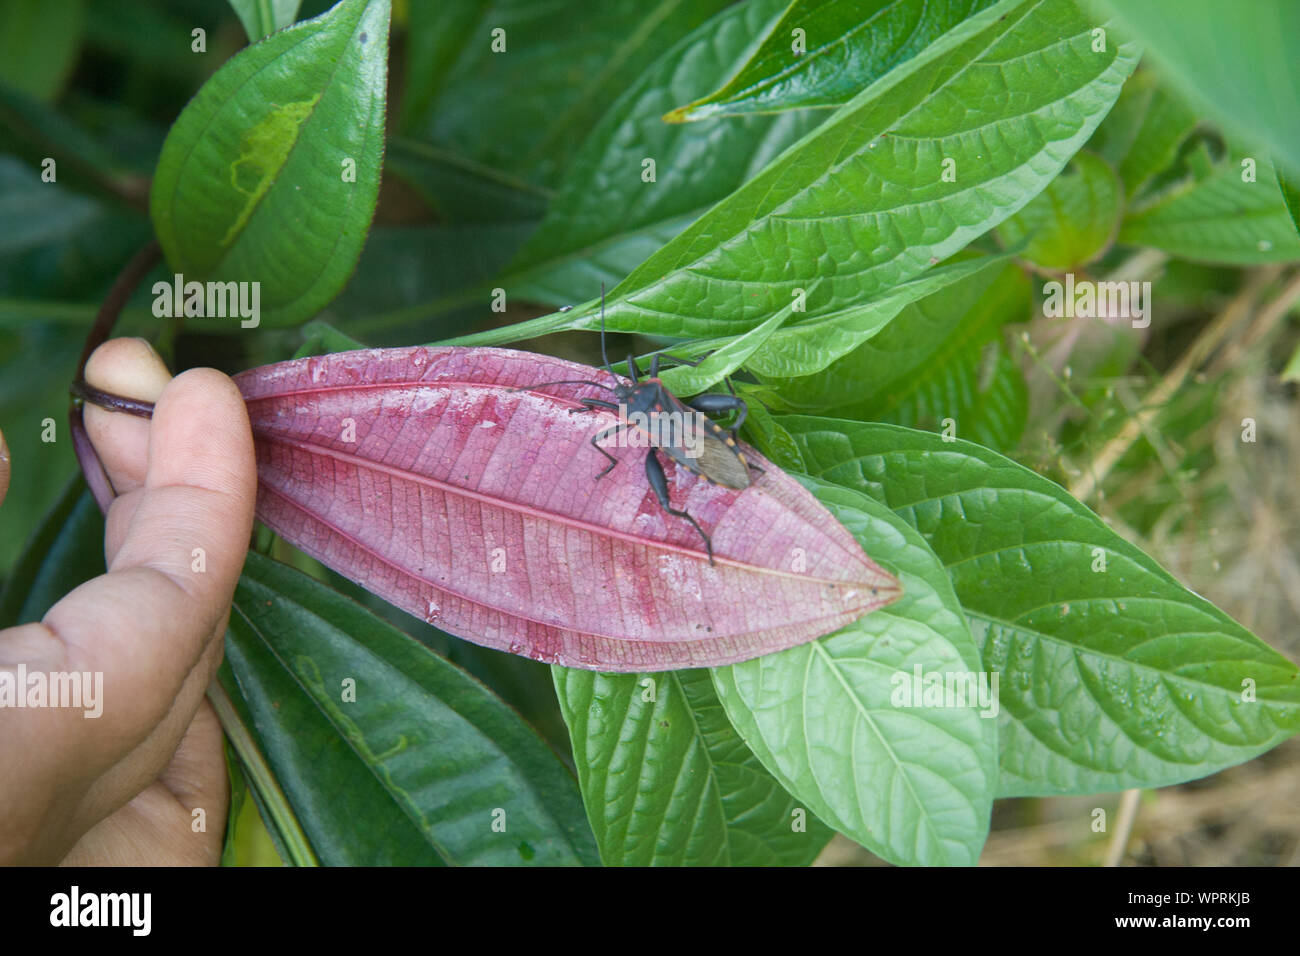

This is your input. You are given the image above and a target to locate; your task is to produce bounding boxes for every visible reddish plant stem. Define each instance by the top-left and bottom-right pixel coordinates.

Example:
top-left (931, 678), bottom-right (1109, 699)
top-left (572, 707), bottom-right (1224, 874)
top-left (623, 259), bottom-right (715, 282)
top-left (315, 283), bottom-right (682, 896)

top-left (68, 240), bottom-right (161, 514)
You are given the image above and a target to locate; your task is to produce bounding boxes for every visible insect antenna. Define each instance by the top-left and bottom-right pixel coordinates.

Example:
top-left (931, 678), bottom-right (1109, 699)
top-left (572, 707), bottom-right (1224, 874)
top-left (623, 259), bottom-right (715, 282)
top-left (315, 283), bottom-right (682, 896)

top-left (599, 282), bottom-right (617, 378)
top-left (514, 286), bottom-right (623, 395)
top-left (511, 379), bottom-right (616, 394)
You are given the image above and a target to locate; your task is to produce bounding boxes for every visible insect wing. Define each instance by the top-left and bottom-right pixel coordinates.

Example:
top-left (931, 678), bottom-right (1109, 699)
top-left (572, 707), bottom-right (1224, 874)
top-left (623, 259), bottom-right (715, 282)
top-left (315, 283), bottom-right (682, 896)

top-left (688, 424), bottom-right (752, 489)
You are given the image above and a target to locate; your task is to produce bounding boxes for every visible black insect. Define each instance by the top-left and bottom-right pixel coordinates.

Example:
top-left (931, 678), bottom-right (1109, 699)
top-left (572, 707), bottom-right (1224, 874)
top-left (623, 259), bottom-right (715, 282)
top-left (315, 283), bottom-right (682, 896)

top-left (524, 288), bottom-right (758, 564)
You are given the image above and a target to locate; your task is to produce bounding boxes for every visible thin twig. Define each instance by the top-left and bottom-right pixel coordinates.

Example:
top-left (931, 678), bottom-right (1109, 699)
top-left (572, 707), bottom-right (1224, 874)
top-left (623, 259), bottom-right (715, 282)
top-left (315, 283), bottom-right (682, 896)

top-left (1104, 788), bottom-right (1142, 866)
top-left (1209, 268), bottom-right (1300, 375)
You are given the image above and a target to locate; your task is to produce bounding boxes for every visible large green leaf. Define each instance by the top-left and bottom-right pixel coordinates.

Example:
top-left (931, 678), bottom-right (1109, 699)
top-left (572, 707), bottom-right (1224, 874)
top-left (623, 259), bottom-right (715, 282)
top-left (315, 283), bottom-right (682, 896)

top-left (1092, 0), bottom-right (1300, 178)
top-left (740, 254), bottom-right (1013, 380)
top-left (667, 0), bottom-right (1003, 122)
top-left (224, 552), bottom-right (599, 866)
top-left (150, 0), bottom-right (391, 328)
top-left (1119, 147), bottom-right (1300, 264)
top-left (322, 221), bottom-right (535, 343)
top-left (399, 0), bottom-right (733, 187)
top-left (384, 137), bottom-right (549, 224)
top-left (784, 418), bottom-right (1300, 796)
top-left (713, 477), bottom-right (997, 866)
top-left (554, 668), bottom-right (833, 865)
top-left (500, 0), bottom-right (826, 308)
top-left (762, 259), bottom-right (1031, 452)
top-left (596, 0), bottom-right (1138, 338)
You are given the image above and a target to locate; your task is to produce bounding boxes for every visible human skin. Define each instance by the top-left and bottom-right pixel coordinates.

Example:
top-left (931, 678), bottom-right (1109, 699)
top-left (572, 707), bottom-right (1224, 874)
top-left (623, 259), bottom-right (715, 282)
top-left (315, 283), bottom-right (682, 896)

top-left (0, 338), bottom-right (256, 864)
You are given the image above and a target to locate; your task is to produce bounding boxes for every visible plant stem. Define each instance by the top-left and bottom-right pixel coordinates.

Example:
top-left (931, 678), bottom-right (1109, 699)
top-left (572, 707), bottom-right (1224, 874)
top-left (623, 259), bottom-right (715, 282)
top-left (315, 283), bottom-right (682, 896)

top-left (207, 680), bottom-right (320, 867)
top-left (1104, 788), bottom-right (1142, 866)
top-left (68, 240), bottom-right (161, 514)
top-left (432, 301), bottom-right (595, 347)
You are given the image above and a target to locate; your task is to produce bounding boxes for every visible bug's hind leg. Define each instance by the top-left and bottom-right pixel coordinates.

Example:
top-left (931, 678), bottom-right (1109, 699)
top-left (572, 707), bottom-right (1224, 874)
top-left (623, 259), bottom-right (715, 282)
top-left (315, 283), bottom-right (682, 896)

top-left (687, 392), bottom-right (748, 437)
top-left (645, 450), bottom-right (715, 566)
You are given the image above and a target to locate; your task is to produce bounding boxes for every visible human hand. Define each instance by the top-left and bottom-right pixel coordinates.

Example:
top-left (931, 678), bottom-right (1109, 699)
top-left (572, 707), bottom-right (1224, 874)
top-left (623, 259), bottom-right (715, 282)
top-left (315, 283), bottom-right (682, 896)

top-left (0, 338), bottom-right (256, 864)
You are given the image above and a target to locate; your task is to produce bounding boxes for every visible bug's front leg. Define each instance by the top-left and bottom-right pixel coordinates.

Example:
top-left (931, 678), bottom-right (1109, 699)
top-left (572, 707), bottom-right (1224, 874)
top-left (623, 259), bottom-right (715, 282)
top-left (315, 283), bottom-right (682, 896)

top-left (644, 450), bottom-right (715, 566)
top-left (570, 397), bottom-right (619, 415)
top-left (589, 423), bottom-right (627, 477)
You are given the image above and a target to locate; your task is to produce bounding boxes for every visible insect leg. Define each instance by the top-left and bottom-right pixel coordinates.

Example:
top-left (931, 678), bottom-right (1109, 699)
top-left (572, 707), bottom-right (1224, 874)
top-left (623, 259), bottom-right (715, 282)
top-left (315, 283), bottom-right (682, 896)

top-left (590, 424), bottom-right (627, 477)
top-left (645, 450), bottom-right (715, 566)
top-left (571, 397), bottom-right (620, 414)
top-left (687, 392), bottom-right (748, 435)
top-left (648, 352), bottom-right (710, 378)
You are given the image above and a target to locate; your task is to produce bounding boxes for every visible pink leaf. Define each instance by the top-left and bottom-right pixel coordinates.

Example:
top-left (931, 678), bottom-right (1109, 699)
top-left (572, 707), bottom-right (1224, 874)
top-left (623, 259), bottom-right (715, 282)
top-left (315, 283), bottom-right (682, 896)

top-left (235, 347), bottom-right (901, 672)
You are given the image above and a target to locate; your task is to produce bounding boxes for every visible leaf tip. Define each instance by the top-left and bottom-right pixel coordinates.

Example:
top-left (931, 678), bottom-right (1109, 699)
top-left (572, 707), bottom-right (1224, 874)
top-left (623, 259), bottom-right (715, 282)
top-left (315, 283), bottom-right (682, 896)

top-left (660, 104), bottom-right (695, 124)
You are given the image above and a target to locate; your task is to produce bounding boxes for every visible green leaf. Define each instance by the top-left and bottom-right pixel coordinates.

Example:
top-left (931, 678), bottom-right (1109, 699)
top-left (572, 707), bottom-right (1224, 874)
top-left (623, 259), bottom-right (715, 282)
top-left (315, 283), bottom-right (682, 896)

top-left (399, 0), bottom-right (733, 186)
top-left (0, 154), bottom-right (151, 302)
top-left (1092, 0), bottom-right (1300, 178)
top-left (997, 151), bottom-right (1122, 269)
top-left (659, 296), bottom-right (794, 395)
top-left (229, 0), bottom-right (303, 41)
top-left (324, 221), bottom-right (535, 342)
top-left (225, 551), bottom-right (599, 865)
top-left (0, 477), bottom-right (102, 628)
top-left (0, 0), bottom-right (83, 102)
top-left (1283, 341), bottom-right (1300, 384)
top-left (783, 418), bottom-right (1300, 796)
top-left (0, 86), bottom-right (153, 210)
top-left (667, 0), bottom-right (1003, 122)
top-left (713, 476), bottom-right (997, 866)
top-left (150, 0), bottom-right (391, 328)
top-left (742, 254), bottom-right (1012, 379)
top-left (500, 0), bottom-right (826, 308)
top-left (762, 258), bottom-right (1031, 454)
top-left (293, 319), bottom-right (365, 357)
top-left (1119, 148), bottom-right (1300, 263)
top-left (740, 400), bottom-right (806, 473)
top-left (384, 137), bottom-right (549, 224)
top-left (553, 668), bottom-right (833, 865)
top-left (0, 324), bottom-right (81, 573)
top-left (599, 0), bottom-right (1139, 339)
top-left (220, 743), bottom-right (250, 867)
top-left (1276, 168), bottom-right (1300, 239)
